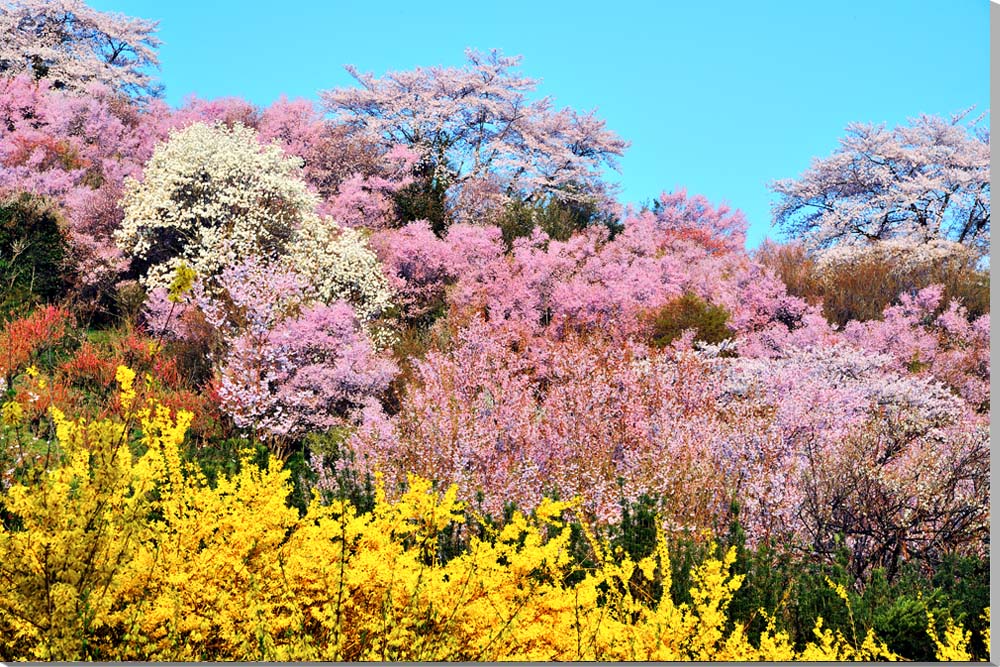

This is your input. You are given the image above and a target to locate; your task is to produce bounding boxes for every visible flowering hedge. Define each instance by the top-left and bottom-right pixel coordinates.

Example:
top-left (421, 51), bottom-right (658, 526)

top-left (0, 375), bottom-right (986, 661)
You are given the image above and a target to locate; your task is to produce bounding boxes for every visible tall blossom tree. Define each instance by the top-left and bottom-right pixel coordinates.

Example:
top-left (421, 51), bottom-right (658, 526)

top-left (770, 108), bottom-right (990, 256)
top-left (321, 49), bottom-right (628, 228)
top-left (0, 0), bottom-right (160, 99)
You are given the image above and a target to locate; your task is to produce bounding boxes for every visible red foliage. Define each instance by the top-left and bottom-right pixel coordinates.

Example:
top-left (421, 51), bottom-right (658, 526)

top-left (0, 305), bottom-right (74, 381)
top-left (5, 134), bottom-right (90, 171)
top-left (56, 342), bottom-right (116, 399)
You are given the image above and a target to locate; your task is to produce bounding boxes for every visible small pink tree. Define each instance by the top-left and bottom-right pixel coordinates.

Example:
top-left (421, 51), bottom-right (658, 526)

top-left (171, 257), bottom-right (398, 442)
top-left (0, 74), bottom-right (168, 297)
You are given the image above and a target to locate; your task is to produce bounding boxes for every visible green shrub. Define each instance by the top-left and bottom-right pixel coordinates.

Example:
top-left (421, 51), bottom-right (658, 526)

top-left (394, 173), bottom-right (449, 235)
top-left (497, 194), bottom-right (620, 248)
top-left (0, 194), bottom-right (70, 318)
top-left (644, 292), bottom-right (732, 349)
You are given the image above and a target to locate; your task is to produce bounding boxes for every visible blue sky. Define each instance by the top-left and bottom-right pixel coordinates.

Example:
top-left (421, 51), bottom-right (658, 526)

top-left (90, 0), bottom-right (989, 248)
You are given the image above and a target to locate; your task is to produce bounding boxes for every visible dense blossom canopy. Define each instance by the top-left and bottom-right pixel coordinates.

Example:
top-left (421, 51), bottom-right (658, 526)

top-left (0, 0), bottom-right (160, 98)
top-left (0, 4), bottom-right (990, 659)
top-left (771, 109), bottom-right (990, 256)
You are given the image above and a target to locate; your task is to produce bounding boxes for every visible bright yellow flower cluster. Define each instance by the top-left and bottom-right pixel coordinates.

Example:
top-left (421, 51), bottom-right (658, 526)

top-left (0, 400), bottom-right (23, 426)
top-left (167, 261), bottom-right (197, 303)
top-left (116, 364), bottom-right (137, 411)
top-left (0, 367), bottom-right (988, 661)
top-left (926, 608), bottom-right (990, 661)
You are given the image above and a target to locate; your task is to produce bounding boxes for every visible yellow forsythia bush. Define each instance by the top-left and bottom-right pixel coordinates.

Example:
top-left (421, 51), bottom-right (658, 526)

top-left (0, 367), bottom-right (986, 660)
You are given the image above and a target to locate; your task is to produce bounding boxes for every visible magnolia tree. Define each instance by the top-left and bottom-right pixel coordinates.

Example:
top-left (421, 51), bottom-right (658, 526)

top-left (771, 109), bottom-right (990, 256)
top-left (0, 0), bottom-right (161, 98)
top-left (121, 121), bottom-right (395, 332)
top-left (166, 95), bottom-right (419, 229)
top-left (322, 49), bottom-right (629, 228)
top-left (287, 222), bottom-right (394, 327)
top-left (116, 121), bottom-right (319, 289)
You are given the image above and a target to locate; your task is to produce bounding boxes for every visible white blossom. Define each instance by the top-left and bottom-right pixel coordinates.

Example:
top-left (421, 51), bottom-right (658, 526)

top-left (116, 121), bottom-right (319, 290)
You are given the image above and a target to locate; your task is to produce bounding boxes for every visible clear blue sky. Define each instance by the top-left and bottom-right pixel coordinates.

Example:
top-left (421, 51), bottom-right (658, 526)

top-left (90, 0), bottom-right (989, 248)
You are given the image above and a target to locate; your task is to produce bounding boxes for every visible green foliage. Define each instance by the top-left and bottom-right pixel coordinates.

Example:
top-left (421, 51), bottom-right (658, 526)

top-left (497, 194), bottom-right (620, 248)
top-left (394, 173), bottom-right (449, 235)
top-left (497, 197), bottom-right (589, 246)
top-left (111, 280), bottom-right (147, 327)
top-left (182, 436), bottom-right (260, 489)
top-left (0, 194), bottom-right (69, 318)
top-left (645, 292), bottom-right (732, 349)
top-left (719, 534), bottom-right (991, 661)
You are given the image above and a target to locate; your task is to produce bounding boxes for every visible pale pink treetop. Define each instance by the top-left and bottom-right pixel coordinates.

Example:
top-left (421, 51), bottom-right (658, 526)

top-left (321, 49), bottom-right (629, 222)
top-left (771, 108), bottom-right (990, 256)
top-left (0, 0), bottom-right (161, 99)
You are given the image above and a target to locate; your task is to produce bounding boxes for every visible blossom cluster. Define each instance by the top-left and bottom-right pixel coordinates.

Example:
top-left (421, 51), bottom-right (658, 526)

top-left (2, 383), bottom-right (979, 661)
top-left (115, 121), bottom-right (320, 289)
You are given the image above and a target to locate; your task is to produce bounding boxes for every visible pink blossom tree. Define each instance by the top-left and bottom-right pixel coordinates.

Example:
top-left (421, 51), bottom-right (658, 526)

top-left (346, 314), bottom-right (987, 576)
top-left (843, 285), bottom-right (990, 411)
top-left (321, 49), bottom-right (628, 228)
top-left (370, 220), bottom-right (458, 321)
top-left (0, 0), bottom-right (161, 99)
top-left (771, 108), bottom-right (990, 256)
top-left (163, 257), bottom-right (397, 443)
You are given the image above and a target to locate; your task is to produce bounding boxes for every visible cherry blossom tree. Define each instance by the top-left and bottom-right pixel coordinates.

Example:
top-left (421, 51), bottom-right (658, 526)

top-left (321, 49), bottom-right (628, 228)
top-left (0, 0), bottom-right (161, 99)
top-left (0, 74), bottom-right (170, 302)
top-left (770, 108), bottom-right (990, 256)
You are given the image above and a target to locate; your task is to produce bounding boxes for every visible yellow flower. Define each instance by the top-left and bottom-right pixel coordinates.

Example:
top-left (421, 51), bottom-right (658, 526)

top-left (1, 400), bottom-right (24, 426)
top-left (825, 576), bottom-right (849, 604)
top-left (116, 365), bottom-right (137, 411)
top-left (167, 262), bottom-right (197, 303)
top-left (25, 365), bottom-right (38, 378)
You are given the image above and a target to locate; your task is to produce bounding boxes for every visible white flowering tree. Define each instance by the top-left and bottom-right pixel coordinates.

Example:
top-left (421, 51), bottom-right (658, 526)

top-left (117, 122), bottom-right (319, 290)
top-left (0, 0), bottom-right (161, 98)
top-left (770, 109), bottom-right (990, 257)
top-left (119, 121), bottom-right (394, 327)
